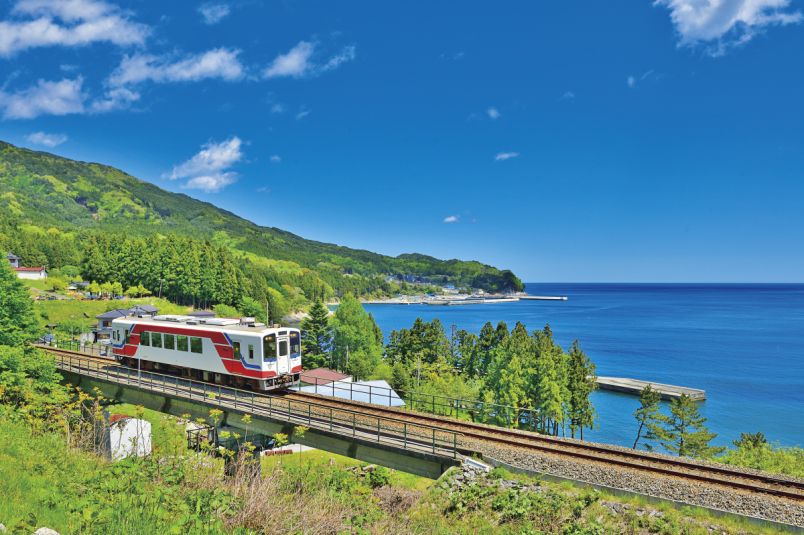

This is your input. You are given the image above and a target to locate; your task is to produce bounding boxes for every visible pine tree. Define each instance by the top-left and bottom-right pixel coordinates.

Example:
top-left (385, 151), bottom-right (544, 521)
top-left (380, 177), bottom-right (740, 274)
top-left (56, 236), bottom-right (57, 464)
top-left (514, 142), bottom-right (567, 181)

top-left (0, 261), bottom-right (39, 346)
top-left (330, 294), bottom-right (382, 379)
top-left (565, 340), bottom-right (597, 440)
top-left (633, 384), bottom-right (662, 449)
top-left (658, 394), bottom-right (725, 458)
top-left (483, 322), bottom-right (533, 427)
top-left (300, 300), bottom-right (332, 369)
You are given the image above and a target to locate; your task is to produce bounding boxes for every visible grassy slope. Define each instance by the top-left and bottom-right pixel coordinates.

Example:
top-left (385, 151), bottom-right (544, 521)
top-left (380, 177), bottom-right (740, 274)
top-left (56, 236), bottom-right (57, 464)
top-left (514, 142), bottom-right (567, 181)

top-left (0, 140), bottom-right (523, 291)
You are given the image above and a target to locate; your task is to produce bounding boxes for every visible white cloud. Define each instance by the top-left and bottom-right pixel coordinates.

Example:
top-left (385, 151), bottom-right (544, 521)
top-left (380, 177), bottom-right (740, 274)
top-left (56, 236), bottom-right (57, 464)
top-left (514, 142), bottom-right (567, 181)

top-left (0, 77), bottom-right (85, 119)
top-left (295, 108), bottom-right (311, 120)
top-left (270, 155), bottom-right (281, 163)
top-left (263, 40), bottom-right (356, 78)
top-left (654, 0), bottom-right (802, 54)
top-left (184, 173), bottom-right (237, 192)
top-left (0, 0), bottom-right (149, 57)
top-left (166, 137), bottom-right (243, 192)
top-left (560, 91), bottom-right (576, 100)
top-left (198, 3), bottom-right (230, 25)
top-left (26, 131), bottom-right (68, 147)
top-left (486, 107), bottom-right (500, 120)
top-left (320, 45), bottom-right (356, 72)
top-left (90, 87), bottom-right (140, 112)
top-left (627, 75), bottom-right (636, 88)
top-left (494, 152), bottom-right (519, 161)
top-left (263, 41), bottom-right (315, 78)
top-left (443, 215), bottom-right (459, 223)
top-left (270, 102), bottom-right (285, 114)
top-left (109, 48), bottom-right (244, 86)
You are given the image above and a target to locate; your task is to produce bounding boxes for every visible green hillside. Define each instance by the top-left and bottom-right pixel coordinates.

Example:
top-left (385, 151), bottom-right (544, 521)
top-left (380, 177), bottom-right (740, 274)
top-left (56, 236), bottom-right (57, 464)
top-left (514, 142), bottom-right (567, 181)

top-left (0, 141), bottom-right (522, 311)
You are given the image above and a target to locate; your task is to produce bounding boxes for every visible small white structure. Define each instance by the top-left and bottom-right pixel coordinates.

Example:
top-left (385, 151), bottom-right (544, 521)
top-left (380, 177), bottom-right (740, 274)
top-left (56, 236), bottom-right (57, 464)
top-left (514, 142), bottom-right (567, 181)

top-left (297, 379), bottom-right (405, 407)
top-left (14, 266), bottom-right (47, 280)
top-left (104, 414), bottom-right (152, 461)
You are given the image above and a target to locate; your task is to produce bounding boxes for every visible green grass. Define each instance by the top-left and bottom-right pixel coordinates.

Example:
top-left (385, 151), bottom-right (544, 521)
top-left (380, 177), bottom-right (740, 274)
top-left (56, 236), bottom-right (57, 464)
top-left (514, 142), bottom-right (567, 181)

top-left (34, 297), bottom-right (191, 333)
top-left (0, 420), bottom-right (103, 533)
top-left (263, 447), bottom-right (434, 491)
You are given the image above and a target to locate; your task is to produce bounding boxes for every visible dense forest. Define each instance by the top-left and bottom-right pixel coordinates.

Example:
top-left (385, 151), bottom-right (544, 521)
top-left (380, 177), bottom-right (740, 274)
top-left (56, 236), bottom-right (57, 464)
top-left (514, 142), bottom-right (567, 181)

top-left (0, 140), bottom-right (523, 314)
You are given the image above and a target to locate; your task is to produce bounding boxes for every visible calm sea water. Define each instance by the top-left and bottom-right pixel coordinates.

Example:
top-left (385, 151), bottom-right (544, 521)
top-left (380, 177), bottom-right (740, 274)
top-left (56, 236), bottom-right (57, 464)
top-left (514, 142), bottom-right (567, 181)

top-left (364, 283), bottom-right (804, 449)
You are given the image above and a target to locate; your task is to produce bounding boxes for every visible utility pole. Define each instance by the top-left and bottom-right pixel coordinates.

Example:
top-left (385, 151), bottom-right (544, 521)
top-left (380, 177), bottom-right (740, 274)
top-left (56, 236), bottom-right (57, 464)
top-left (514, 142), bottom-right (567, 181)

top-left (158, 278), bottom-right (165, 299)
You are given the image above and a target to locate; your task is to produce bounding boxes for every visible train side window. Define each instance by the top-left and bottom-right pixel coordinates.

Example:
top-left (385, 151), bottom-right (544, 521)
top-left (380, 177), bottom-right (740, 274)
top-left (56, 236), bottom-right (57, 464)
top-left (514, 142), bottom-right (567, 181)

top-left (248, 344), bottom-right (254, 359)
top-left (140, 331), bottom-right (150, 346)
top-left (279, 340), bottom-right (288, 357)
top-left (124, 329), bottom-right (130, 344)
top-left (177, 335), bottom-right (188, 351)
top-left (164, 333), bottom-right (175, 350)
top-left (151, 332), bottom-right (163, 348)
top-left (263, 335), bottom-right (276, 359)
top-left (190, 337), bottom-right (203, 354)
top-left (290, 331), bottom-right (300, 354)
top-left (233, 341), bottom-right (241, 359)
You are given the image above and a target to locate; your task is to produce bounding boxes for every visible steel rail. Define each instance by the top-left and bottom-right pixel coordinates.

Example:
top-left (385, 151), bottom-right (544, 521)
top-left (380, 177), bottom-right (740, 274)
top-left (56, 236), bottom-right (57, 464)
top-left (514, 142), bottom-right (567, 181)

top-left (40, 346), bottom-right (804, 502)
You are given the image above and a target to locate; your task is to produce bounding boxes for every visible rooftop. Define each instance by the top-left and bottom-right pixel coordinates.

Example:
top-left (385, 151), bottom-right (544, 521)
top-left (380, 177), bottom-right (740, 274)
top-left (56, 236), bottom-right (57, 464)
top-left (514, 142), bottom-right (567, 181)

top-left (14, 266), bottom-right (46, 272)
top-left (300, 368), bottom-right (352, 384)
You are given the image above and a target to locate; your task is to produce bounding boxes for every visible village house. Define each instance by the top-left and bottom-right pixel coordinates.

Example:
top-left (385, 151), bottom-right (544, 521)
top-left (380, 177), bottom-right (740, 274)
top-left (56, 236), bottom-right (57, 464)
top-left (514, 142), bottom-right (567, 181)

top-left (6, 251), bottom-right (48, 280)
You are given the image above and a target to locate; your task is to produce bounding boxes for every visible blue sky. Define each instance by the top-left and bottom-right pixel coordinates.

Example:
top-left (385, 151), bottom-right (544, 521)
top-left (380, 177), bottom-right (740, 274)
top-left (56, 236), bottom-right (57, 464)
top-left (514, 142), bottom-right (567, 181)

top-left (1, 1), bottom-right (803, 282)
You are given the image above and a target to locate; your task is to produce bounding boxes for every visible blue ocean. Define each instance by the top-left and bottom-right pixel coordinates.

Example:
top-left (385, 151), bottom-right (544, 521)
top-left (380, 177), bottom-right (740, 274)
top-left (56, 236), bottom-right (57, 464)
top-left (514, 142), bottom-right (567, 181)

top-left (364, 283), bottom-right (804, 449)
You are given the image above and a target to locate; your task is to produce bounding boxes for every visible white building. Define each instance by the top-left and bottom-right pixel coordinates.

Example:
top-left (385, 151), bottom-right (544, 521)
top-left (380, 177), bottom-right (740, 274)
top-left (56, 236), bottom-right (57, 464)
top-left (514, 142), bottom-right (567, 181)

top-left (14, 266), bottom-right (48, 280)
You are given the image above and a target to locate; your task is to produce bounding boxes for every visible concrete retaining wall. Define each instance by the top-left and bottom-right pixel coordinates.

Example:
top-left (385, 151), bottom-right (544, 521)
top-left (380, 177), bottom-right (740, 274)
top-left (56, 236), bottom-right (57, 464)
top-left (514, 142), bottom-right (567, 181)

top-left (63, 371), bottom-right (457, 479)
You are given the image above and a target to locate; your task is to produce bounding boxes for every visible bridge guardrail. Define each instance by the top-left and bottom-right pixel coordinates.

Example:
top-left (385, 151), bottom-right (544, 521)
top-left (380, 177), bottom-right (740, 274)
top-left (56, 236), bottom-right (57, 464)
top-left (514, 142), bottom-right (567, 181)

top-left (51, 350), bottom-right (460, 459)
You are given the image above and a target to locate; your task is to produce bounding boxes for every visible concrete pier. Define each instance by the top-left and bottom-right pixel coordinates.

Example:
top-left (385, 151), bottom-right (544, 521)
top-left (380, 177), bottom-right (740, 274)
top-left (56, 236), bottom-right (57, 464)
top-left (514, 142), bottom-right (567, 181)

top-left (595, 377), bottom-right (706, 401)
top-left (519, 295), bottom-right (568, 301)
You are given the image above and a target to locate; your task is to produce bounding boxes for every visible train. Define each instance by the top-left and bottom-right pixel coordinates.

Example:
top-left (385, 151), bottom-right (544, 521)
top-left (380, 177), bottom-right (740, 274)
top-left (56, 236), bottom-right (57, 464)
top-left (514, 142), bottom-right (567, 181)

top-left (110, 314), bottom-right (302, 391)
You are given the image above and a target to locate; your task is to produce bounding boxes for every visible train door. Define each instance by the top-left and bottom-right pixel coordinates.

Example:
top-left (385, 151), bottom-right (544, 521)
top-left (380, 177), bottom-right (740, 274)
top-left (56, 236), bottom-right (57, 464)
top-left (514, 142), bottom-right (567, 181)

top-left (276, 333), bottom-right (290, 375)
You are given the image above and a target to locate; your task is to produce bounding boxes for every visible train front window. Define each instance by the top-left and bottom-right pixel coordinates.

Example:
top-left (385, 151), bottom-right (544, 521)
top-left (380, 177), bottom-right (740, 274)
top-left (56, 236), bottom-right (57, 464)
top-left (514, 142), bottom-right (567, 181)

top-left (290, 332), bottom-right (300, 354)
top-left (263, 334), bottom-right (276, 359)
top-left (279, 340), bottom-right (288, 357)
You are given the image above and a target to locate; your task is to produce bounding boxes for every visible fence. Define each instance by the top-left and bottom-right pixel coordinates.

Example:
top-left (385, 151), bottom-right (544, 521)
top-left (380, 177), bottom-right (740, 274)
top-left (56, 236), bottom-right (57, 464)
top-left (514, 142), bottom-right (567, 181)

top-left (295, 377), bottom-right (540, 429)
top-left (53, 352), bottom-right (460, 459)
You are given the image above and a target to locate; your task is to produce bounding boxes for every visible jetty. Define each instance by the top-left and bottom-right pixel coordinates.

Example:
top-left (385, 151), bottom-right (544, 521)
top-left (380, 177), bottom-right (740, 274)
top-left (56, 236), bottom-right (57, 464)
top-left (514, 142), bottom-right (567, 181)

top-left (595, 377), bottom-right (706, 401)
top-left (519, 295), bottom-right (568, 301)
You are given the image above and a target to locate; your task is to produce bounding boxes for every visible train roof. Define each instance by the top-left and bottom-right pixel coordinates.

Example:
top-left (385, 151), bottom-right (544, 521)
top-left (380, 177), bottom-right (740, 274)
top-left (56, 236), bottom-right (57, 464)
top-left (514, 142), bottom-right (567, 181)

top-left (112, 314), bottom-right (298, 334)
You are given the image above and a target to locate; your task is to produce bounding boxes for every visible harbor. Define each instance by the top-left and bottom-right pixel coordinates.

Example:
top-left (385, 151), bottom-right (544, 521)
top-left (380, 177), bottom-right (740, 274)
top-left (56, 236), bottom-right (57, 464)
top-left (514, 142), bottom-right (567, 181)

top-left (595, 377), bottom-right (706, 401)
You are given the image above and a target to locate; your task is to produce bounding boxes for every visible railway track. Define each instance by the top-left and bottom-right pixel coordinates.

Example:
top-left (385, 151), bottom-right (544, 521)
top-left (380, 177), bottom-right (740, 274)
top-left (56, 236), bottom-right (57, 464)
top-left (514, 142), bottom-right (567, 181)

top-left (278, 390), bottom-right (804, 502)
top-left (41, 346), bottom-right (804, 504)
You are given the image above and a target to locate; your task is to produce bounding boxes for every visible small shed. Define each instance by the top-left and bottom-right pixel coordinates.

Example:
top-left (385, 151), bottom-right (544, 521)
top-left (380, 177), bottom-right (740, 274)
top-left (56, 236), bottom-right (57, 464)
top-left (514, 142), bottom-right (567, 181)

top-left (7, 252), bottom-right (19, 268)
top-left (14, 266), bottom-right (47, 280)
top-left (297, 379), bottom-right (405, 407)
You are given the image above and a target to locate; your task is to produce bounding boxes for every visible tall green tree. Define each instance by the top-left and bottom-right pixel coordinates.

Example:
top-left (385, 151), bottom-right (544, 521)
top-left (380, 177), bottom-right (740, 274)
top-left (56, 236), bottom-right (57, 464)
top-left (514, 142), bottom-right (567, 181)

top-left (300, 300), bottom-right (332, 369)
top-left (632, 384), bottom-right (663, 450)
top-left (0, 262), bottom-right (39, 346)
top-left (483, 322), bottom-right (533, 427)
top-left (531, 325), bottom-right (565, 435)
top-left (565, 340), bottom-right (596, 440)
top-left (330, 294), bottom-right (382, 380)
top-left (658, 394), bottom-right (725, 458)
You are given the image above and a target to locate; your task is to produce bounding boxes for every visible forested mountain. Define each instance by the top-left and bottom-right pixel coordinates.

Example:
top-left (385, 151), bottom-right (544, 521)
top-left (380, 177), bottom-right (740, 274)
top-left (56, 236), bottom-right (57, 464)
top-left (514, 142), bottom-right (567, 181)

top-left (0, 141), bottom-right (522, 313)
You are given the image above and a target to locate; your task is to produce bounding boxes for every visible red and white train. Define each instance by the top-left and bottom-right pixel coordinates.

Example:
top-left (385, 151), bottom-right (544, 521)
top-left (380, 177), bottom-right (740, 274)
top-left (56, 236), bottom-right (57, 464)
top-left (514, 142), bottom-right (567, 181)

top-left (110, 314), bottom-right (301, 391)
